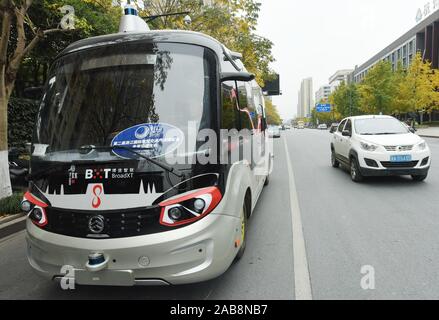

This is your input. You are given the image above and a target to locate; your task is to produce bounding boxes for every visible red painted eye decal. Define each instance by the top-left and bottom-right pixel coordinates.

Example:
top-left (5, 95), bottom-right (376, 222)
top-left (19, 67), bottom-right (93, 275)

top-left (23, 192), bottom-right (48, 227)
top-left (159, 187), bottom-right (222, 227)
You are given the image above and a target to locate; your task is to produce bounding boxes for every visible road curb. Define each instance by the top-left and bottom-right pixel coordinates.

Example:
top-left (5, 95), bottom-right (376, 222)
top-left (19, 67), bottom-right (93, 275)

top-left (0, 214), bottom-right (26, 239)
top-left (419, 135), bottom-right (439, 139)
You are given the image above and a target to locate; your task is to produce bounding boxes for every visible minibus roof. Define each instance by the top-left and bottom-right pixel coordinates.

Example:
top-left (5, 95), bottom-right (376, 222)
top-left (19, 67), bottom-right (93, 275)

top-left (59, 30), bottom-right (236, 65)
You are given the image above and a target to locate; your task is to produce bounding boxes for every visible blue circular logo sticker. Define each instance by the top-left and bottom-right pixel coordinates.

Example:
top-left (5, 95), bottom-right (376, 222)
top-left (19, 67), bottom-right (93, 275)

top-left (111, 123), bottom-right (184, 159)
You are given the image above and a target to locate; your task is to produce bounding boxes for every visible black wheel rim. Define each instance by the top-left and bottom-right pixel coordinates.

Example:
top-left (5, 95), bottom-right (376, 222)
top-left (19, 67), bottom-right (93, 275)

top-left (351, 162), bottom-right (356, 179)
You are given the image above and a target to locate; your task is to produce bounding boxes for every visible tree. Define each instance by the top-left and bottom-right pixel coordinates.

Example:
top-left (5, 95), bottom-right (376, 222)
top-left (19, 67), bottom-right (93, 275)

top-left (329, 81), bottom-right (360, 118)
top-left (0, 0), bottom-right (120, 200)
top-left (311, 108), bottom-right (337, 125)
top-left (358, 60), bottom-right (396, 115)
top-left (15, 0), bottom-right (121, 95)
top-left (396, 53), bottom-right (437, 122)
top-left (0, 0), bottom-right (59, 199)
top-left (143, 0), bottom-right (275, 86)
top-left (264, 98), bottom-right (281, 125)
top-left (390, 60), bottom-right (408, 116)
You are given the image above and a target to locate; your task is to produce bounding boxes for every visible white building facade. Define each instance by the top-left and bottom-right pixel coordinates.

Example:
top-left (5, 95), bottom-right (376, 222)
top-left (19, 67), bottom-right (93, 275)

top-left (297, 78), bottom-right (314, 118)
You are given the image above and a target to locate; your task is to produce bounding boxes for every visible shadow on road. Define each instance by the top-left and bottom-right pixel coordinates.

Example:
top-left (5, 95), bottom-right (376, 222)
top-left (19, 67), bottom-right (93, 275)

top-left (35, 277), bottom-right (222, 300)
top-left (335, 166), bottom-right (431, 188)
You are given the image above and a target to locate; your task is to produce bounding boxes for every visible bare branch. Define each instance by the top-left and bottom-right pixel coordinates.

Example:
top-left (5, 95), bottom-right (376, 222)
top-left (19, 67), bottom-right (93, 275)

top-left (9, 26), bottom-right (70, 66)
top-left (24, 12), bottom-right (37, 36)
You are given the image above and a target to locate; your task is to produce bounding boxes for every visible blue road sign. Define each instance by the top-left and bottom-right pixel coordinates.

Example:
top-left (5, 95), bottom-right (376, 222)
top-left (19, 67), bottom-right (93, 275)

top-left (316, 104), bottom-right (332, 113)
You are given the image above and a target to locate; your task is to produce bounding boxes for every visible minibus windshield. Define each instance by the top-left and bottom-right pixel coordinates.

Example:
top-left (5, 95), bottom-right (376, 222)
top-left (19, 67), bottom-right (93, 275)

top-left (33, 42), bottom-right (216, 163)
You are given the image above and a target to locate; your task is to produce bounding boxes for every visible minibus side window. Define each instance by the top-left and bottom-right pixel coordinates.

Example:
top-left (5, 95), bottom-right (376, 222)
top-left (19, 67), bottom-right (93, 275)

top-left (221, 81), bottom-right (239, 130)
top-left (236, 81), bottom-right (256, 130)
top-left (251, 83), bottom-right (266, 131)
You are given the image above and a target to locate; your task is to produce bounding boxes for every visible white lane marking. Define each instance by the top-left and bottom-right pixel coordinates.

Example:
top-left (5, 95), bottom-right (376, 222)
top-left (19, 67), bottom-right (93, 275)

top-left (283, 137), bottom-right (313, 300)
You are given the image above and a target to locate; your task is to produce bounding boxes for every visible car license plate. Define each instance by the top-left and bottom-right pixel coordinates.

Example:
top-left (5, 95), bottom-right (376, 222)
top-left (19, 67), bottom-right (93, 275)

top-left (390, 155), bottom-right (412, 162)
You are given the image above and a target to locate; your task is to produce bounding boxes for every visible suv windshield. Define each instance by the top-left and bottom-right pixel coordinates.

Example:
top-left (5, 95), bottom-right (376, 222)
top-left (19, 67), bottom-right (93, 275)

top-left (355, 118), bottom-right (409, 135)
top-left (33, 42), bottom-right (216, 162)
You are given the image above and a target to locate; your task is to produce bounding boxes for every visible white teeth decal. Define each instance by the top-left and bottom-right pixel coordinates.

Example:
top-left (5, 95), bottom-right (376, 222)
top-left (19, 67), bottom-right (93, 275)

top-left (139, 180), bottom-right (145, 195)
top-left (149, 183), bottom-right (156, 194)
top-left (138, 181), bottom-right (157, 195)
top-left (42, 181), bottom-right (163, 211)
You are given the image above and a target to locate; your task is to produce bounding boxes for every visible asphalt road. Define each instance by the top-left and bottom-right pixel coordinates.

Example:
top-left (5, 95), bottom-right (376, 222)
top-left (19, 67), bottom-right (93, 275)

top-left (287, 129), bottom-right (439, 300)
top-left (0, 129), bottom-right (438, 300)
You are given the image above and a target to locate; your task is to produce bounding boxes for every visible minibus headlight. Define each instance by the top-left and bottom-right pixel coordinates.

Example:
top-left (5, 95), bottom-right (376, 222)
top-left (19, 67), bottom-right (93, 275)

top-left (159, 187), bottom-right (222, 227)
top-left (193, 199), bottom-right (206, 212)
top-left (29, 206), bottom-right (48, 227)
top-left (23, 192), bottom-right (48, 228)
top-left (169, 207), bottom-right (183, 221)
top-left (20, 200), bottom-right (33, 213)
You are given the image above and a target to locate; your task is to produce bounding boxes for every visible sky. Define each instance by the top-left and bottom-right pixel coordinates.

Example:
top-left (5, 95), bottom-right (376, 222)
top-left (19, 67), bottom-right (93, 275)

top-left (256, 0), bottom-right (434, 120)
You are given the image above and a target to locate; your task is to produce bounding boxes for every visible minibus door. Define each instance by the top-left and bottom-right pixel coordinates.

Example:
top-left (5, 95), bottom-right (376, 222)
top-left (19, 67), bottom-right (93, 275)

top-left (236, 81), bottom-right (264, 194)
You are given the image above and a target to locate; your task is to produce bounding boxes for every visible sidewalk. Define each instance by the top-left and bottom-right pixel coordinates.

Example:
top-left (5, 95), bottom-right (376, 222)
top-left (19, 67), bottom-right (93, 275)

top-left (417, 127), bottom-right (439, 138)
top-left (0, 213), bottom-right (26, 239)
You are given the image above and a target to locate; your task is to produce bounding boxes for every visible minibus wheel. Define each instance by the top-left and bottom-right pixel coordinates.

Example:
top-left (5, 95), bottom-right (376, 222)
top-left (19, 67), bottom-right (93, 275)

top-left (235, 200), bottom-right (248, 261)
top-left (264, 157), bottom-right (271, 186)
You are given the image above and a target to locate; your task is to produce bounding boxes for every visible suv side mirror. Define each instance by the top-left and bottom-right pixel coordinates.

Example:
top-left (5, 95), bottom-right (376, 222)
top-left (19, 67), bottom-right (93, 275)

top-left (409, 127), bottom-right (416, 133)
top-left (342, 130), bottom-right (351, 137)
top-left (221, 72), bottom-right (255, 82)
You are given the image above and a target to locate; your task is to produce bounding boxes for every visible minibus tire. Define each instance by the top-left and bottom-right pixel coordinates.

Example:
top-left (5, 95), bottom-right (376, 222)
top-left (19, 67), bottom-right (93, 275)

top-left (234, 201), bottom-right (248, 261)
top-left (264, 157), bottom-right (271, 186)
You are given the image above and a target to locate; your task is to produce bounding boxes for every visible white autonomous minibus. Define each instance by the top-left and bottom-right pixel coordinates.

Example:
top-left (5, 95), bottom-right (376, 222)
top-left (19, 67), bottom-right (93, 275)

top-left (23, 6), bottom-right (272, 286)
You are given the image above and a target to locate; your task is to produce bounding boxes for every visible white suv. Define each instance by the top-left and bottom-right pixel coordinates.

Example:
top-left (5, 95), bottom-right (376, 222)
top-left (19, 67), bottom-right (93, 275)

top-left (331, 115), bottom-right (431, 182)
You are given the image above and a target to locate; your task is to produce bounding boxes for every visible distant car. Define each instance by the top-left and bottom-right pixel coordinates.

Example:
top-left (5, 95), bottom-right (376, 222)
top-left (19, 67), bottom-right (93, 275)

top-left (268, 126), bottom-right (281, 138)
top-left (285, 125), bottom-right (291, 130)
top-left (329, 123), bottom-right (339, 133)
top-left (331, 115), bottom-right (431, 182)
top-left (318, 124), bottom-right (328, 130)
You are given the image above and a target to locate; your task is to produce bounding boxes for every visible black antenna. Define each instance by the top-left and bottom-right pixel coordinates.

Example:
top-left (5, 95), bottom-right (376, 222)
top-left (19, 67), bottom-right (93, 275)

top-left (144, 11), bottom-right (190, 23)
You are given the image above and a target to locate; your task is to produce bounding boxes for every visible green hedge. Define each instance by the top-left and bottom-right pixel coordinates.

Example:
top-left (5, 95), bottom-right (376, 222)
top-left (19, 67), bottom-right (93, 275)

top-left (0, 193), bottom-right (23, 216)
top-left (8, 98), bottom-right (39, 149)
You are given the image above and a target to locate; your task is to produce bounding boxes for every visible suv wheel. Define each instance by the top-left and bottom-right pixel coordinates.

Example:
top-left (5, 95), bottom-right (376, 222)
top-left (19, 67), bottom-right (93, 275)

top-left (331, 149), bottom-right (340, 168)
top-left (350, 158), bottom-right (363, 182)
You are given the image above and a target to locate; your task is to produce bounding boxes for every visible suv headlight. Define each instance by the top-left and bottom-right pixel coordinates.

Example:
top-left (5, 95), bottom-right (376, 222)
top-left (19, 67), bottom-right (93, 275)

top-left (360, 141), bottom-right (378, 152)
top-left (417, 141), bottom-right (427, 150)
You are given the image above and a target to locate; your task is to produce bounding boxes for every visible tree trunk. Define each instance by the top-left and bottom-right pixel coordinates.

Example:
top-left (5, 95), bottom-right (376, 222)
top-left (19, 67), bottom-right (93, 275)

top-left (0, 97), bottom-right (12, 200)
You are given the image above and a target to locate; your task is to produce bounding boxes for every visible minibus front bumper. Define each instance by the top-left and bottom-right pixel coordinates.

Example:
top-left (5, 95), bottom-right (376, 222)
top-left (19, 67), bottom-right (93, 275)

top-left (26, 213), bottom-right (241, 286)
